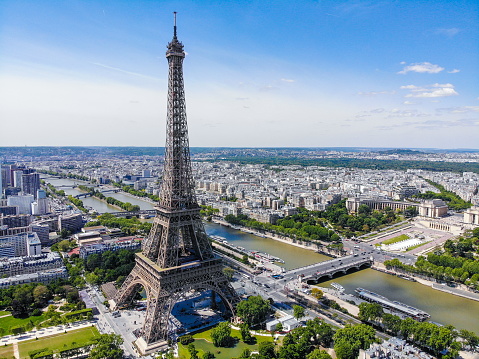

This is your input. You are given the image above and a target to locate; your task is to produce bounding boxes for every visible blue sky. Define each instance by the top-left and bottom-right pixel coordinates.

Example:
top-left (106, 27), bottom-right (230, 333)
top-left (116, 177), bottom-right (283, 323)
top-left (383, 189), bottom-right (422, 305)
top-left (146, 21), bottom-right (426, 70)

top-left (1, 0), bottom-right (478, 148)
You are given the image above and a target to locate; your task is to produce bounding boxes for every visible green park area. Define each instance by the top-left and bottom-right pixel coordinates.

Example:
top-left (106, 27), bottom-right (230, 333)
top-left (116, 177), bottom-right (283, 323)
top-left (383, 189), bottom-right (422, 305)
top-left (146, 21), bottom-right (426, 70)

top-left (17, 326), bottom-right (100, 359)
top-left (381, 234), bottom-right (409, 245)
top-left (178, 327), bottom-right (275, 359)
top-left (0, 314), bottom-right (47, 336)
top-left (0, 344), bottom-right (14, 358)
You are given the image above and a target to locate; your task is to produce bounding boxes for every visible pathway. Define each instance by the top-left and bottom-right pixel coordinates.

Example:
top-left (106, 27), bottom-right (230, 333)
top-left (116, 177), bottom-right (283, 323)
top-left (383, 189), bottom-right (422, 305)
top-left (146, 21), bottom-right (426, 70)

top-left (12, 342), bottom-right (19, 359)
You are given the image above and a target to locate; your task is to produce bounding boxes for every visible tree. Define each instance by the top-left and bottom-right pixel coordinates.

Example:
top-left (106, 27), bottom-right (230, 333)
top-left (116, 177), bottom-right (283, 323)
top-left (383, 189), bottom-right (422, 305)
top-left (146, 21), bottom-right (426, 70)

top-left (12, 285), bottom-right (34, 317)
top-left (33, 285), bottom-right (51, 307)
top-left (333, 324), bottom-right (376, 359)
top-left (358, 302), bottom-right (383, 323)
top-left (89, 334), bottom-right (124, 359)
top-left (179, 335), bottom-right (194, 345)
top-left (210, 322), bottom-right (232, 347)
top-left (293, 305), bottom-right (305, 320)
top-left (275, 322), bottom-right (283, 332)
top-left (358, 204), bottom-right (371, 216)
top-left (306, 349), bottom-right (332, 359)
top-left (240, 348), bottom-right (251, 358)
top-left (258, 341), bottom-right (276, 359)
top-left (236, 296), bottom-right (271, 326)
top-left (222, 267), bottom-right (235, 281)
top-left (202, 352), bottom-right (215, 359)
top-left (187, 343), bottom-right (199, 359)
top-left (311, 287), bottom-right (323, 300)
top-left (240, 323), bottom-right (253, 343)
top-left (57, 239), bottom-right (73, 251)
top-left (459, 329), bottom-right (479, 350)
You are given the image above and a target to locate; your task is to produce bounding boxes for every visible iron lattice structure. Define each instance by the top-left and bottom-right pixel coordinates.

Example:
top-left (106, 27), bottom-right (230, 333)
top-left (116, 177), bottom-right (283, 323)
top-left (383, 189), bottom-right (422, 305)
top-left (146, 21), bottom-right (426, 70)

top-left (113, 16), bottom-right (238, 347)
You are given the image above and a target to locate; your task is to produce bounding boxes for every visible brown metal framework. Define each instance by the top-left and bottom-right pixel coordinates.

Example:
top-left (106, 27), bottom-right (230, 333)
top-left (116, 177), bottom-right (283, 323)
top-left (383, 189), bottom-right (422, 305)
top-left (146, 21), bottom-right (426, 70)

top-left (113, 15), bottom-right (238, 347)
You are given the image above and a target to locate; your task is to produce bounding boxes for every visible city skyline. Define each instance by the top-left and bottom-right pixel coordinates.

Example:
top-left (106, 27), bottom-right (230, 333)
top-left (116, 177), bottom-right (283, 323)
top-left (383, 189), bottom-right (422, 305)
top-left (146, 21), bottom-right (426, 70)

top-left (1, 0), bottom-right (478, 149)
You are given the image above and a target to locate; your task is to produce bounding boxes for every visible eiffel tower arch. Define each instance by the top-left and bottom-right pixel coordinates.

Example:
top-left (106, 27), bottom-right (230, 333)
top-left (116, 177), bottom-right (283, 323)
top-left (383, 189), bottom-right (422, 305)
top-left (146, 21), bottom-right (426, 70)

top-left (111, 13), bottom-right (239, 355)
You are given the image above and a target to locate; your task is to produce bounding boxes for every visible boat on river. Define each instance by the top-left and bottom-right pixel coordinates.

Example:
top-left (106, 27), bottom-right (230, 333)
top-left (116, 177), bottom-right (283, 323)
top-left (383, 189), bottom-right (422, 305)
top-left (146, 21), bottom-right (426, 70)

top-left (331, 282), bottom-right (345, 292)
top-left (355, 287), bottom-right (430, 321)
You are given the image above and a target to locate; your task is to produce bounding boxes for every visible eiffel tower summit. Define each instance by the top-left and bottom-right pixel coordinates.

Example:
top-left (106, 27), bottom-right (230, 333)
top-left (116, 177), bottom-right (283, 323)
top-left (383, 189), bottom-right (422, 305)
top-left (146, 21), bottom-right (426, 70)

top-left (112, 13), bottom-right (239, 355)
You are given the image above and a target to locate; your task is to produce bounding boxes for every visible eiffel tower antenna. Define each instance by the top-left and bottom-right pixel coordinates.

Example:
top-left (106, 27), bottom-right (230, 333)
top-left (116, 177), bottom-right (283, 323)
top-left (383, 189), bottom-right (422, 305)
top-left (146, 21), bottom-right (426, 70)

top-left (173, 11), bottom-right (177, 38)
top-left (112, 14), bottom-right (238, 355)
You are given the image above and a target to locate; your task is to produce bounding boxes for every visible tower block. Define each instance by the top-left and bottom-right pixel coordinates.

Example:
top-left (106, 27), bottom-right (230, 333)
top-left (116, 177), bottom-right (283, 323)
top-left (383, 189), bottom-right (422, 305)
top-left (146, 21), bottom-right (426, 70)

top-left (112, 14), bottom-right (239, 354)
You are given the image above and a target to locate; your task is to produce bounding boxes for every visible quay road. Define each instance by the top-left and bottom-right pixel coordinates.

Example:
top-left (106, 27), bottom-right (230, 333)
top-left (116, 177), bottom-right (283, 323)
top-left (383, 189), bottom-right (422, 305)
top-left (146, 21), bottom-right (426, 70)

top-left (283, 254), bottom-right (373, 282)
top-left (342, 239), bottom-right (417, 266)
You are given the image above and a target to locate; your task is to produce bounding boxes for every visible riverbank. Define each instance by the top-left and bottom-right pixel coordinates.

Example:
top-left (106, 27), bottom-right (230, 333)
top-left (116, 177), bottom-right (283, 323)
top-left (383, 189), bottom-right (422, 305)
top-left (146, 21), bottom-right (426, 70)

top-left (211, 218), bottom-right (338, 258)
top-left (373, 262), bottom-right (479, 303)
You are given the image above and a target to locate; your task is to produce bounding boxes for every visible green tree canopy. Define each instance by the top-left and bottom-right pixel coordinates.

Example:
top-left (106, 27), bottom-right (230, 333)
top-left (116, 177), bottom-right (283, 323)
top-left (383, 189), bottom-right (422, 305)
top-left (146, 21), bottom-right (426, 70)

top-left (236, 296), bottom-right (271, 326)
top-left (89, 334), bottom-right (124, 359)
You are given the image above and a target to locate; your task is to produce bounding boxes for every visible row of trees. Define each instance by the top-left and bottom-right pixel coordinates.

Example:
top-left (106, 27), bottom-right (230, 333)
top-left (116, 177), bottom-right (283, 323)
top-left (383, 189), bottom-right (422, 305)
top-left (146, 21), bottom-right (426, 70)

top-left (414, 179), bottom-right (472, 210)
top-left (77, 185), bottom-right (141, 212)
top-left (67, 195), bottom-right (88, 213)
top-left (112, 182), bottom-right (160, 202)
top-left (358, 302), bottom-right (467, 358)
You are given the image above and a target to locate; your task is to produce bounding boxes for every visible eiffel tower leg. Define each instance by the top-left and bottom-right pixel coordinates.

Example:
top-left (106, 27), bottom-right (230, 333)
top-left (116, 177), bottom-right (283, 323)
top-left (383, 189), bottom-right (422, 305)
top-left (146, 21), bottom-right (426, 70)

top-left (112, 266), bottom-right (146, 310)
top-left (211, 291), bottom-right (217, 310)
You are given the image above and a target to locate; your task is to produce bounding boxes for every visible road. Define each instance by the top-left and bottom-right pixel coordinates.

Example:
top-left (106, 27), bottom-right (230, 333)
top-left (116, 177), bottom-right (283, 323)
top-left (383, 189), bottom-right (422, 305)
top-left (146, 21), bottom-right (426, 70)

top-left (85, 286), bottom-right (152, 359)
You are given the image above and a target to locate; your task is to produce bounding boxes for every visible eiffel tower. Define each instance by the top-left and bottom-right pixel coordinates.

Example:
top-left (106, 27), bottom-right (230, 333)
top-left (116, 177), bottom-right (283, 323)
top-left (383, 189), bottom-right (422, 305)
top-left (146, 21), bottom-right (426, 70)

top-left (112, 13), bottom-right (238, 354)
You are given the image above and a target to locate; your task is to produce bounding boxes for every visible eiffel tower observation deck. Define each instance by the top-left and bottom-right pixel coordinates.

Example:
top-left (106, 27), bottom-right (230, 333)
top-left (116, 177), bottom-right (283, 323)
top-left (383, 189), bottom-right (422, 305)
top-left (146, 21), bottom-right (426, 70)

top-left (112, 13), bottom-right (239, 355)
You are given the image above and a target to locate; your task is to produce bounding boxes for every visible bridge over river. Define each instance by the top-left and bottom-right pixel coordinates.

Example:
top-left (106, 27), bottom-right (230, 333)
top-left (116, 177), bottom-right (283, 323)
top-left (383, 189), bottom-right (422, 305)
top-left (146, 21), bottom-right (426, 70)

top-left (100, 209), bottom-right (157, 218)
top-left (75, 188), bottom-right (120, 198)
top-left (283, 254), bottom-right (373, 283)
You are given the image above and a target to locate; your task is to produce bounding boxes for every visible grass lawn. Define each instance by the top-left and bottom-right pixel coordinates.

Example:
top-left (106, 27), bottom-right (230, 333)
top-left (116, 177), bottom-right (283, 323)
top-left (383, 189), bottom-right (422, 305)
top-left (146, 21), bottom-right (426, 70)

top-left (0, 314), bottom-right (46, 335)
top-left (178, 328), bottom-right (275, 359)
top-left (0, 311), bottom-right (11, 317)
top-left (18, 326), bottom-right (100, 359)
top-left (0, 344), bottom-right (14, 359)
top-left (382, 234), bottom-right (410, 245)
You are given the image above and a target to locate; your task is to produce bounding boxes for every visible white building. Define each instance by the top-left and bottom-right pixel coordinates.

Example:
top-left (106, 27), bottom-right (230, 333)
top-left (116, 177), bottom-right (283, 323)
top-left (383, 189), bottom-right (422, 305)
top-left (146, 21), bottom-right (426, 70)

top-left (7, 194), bottom-right (34, 214)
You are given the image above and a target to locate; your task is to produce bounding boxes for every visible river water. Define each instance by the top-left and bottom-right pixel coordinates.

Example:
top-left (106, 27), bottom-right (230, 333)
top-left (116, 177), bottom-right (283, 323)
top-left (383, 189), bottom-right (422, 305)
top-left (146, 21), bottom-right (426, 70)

top-left (44, 177), bottom-right (479, 332)
top-left (43, 177), bottom-right (155, 212)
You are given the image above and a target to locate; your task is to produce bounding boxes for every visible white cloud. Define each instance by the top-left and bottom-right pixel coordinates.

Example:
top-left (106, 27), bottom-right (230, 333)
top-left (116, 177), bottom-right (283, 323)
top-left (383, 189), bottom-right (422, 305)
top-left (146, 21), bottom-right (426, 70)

top-left (448, 69), bottom-right (460, 74)
top-left (398, 62), bottom-right (444, 74)
top-left (432, 83), bottom-right (454, 88)
top-left (400, 83), bottom-right (458, 98)
top-left (434, 28), bottom-right (461, 37)
top-left (403, 101), bottom-right (414, 105)
top-left (400, 85), bottom-right (419, 90)
top-left (405, 87), bottom-right (458, 98)
top-left (280, 78), bottom-right (295, 83)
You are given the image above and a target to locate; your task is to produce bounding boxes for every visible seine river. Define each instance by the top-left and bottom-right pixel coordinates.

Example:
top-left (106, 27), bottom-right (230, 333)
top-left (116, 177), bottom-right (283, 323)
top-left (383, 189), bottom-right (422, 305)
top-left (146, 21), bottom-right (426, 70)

top-left (44, 177), bottom-right (479, 332)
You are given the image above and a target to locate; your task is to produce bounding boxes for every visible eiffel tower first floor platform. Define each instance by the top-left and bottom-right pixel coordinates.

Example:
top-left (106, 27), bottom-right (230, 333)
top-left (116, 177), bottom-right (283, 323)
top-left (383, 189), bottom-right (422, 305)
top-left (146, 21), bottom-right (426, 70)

top-left (110, 252), bottom-right (239, 355)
